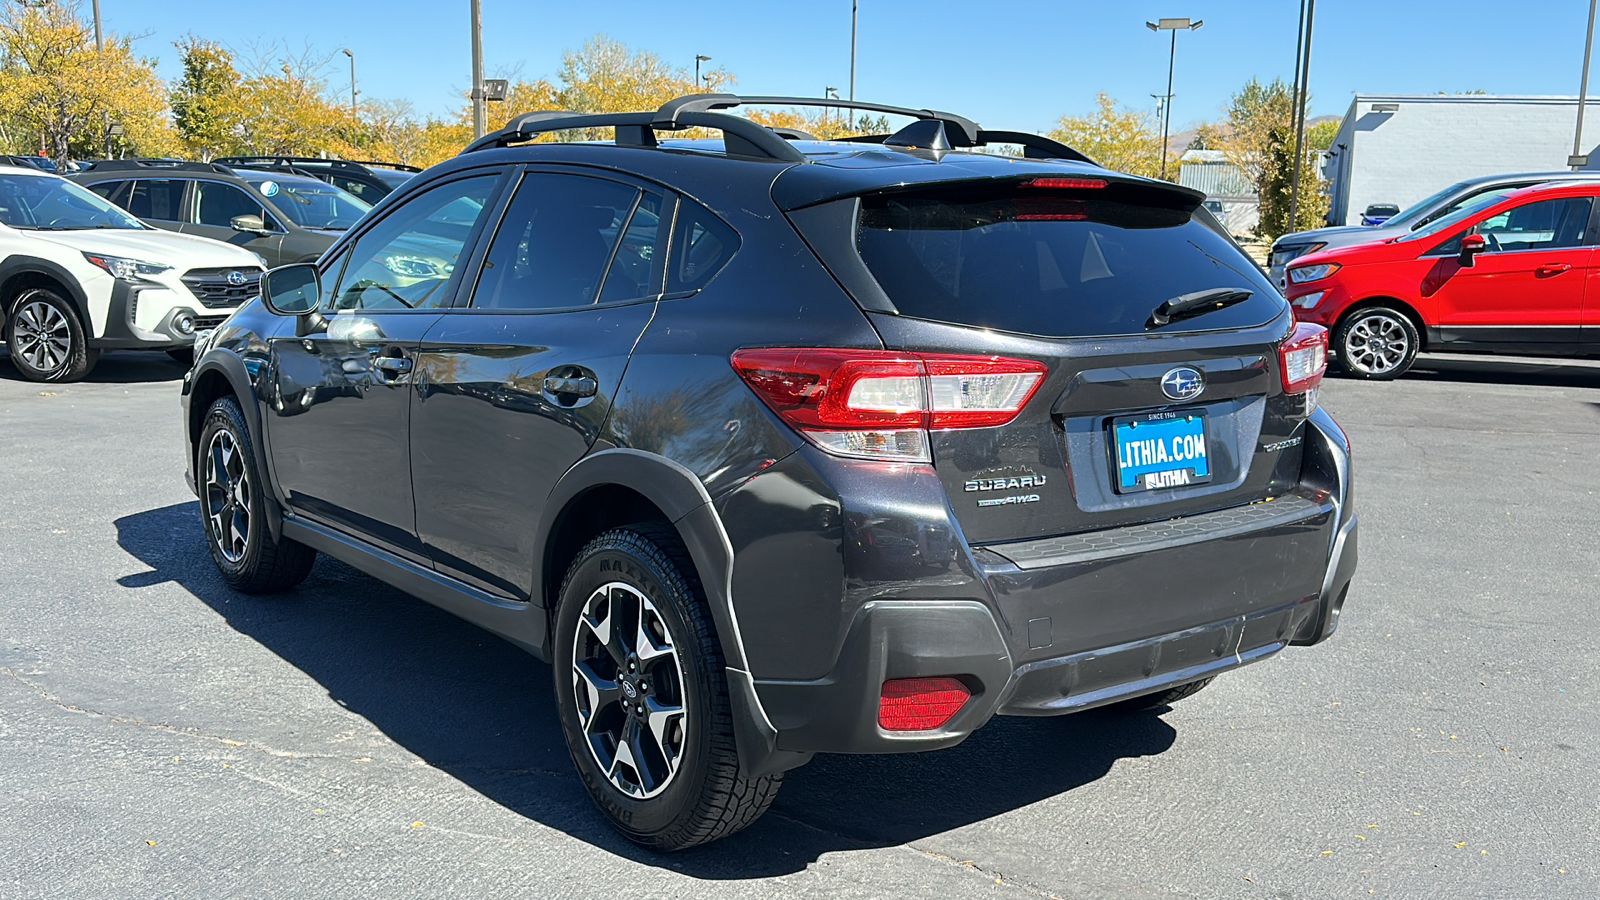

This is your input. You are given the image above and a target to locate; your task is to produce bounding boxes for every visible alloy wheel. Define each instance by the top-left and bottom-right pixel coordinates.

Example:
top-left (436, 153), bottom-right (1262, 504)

top-left (571, 582), bottom-right (689, 799)
top-left (1343, 312), bottom-right (1412, 376)
top-left (204, 430), bottom-right (252, 564)
top-left (12, 301), bottom-right (71, 373)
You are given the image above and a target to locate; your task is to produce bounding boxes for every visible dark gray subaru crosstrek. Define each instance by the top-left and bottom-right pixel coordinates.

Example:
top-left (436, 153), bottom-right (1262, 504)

top-left (180, 94), bottom-right (1358, 851)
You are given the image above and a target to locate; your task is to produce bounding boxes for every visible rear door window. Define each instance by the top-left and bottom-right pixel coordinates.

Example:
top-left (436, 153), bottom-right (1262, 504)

top-left (193, 181), bottom-right (270, 229)
top-left (855, 181), bottom-right (1282, 337)
top-left (126, 179), bottom-right (185, 221)
top-left (86, 180), bottom-right (129, 204)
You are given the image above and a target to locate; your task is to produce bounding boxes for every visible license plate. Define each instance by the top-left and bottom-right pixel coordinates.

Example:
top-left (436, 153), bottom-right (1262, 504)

top-left (1112, 410), bottom-right (1212, 493)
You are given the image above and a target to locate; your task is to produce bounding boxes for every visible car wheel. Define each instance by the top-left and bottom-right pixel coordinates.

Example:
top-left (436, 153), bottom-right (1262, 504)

top-left (553, 524), bottom-right (782, 851)
top-left (198, 396), bottom-right (316, 593)
top-left (1333, 307), bottom-right (1419, 380)
top-left (6, 288), bottom-right (99, 382)
top-left (1107, 676), bottom-right (1215, 712)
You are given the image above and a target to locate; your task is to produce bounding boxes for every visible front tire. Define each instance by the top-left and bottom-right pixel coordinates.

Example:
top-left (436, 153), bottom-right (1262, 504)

top-left (1333, 306), bottom-right (1419, 380)
top-left (198, 397), bottom-right (316, 593)
top-left (553, 524), bottom-right (781, 851)
top-left (6, 288), bottom-right (98, 382)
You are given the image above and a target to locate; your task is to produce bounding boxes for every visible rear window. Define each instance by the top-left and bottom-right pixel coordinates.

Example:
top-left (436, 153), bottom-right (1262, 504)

top-left (855, 181), bottom-right (1283, 337)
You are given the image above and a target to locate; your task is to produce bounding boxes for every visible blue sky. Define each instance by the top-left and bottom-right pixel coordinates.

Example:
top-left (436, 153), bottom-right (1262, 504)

top-left (115, 0), bottom-right (1597, 134)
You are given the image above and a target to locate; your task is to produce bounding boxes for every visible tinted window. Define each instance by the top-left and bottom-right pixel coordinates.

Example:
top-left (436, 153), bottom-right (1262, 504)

top-left (599, 193), bottom-right (664, 304)
top-left (126, 179), bottom-right (184, 221)
top-left (193, 181), bottom-right (268, 228)
top-left (86, 180), bottom-right (128, 203)
top-left (0, 175), bottom-right (145, 230)
top-left (243, 177), bottom-right (369, 230)
top-left (330, 174), bottom-right (384, 204)
top-left (329, 175), bottom-right (497, 311)
top-left (470, 173), bottom-right (647, 311)
top-left (668, 202), bottom-right (739, 293)
top-left (856, 182), bottom-right (1281, 338)
top-left (1433, 196), bottom-right (1595, 255)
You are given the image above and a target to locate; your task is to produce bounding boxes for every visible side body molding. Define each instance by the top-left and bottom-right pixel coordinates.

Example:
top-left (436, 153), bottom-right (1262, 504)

top-left (535, 448), bottom-right (809, 776)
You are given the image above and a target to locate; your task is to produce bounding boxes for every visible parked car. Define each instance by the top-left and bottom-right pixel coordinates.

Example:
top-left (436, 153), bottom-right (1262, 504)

top-left (3, 155), bottom-right (58, 174)
top-left (0, 166), bottom-right (265, 382)
top-left (1358, 203), bottom-right (1400, 225)
top-left (1284, 180), bottom-right (1600, 379)
top-left (1269, 171), bottom-right (1600, 287)
top-left (183, 93), bottom-right (1357, 850)
top-left (213, 157), bottom-right (421, 205)
top-left (72, 159), bottom-right (371, 267)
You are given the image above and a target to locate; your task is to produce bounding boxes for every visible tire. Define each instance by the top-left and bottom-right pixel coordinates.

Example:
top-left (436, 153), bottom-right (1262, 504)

top-left (553, 524), bottom-right (781, 851)
top-left (5, 287), bottom-right (99, 382)
top-left (1107, 676), bottom-right (1215, 713)
top-left (197, 396), bottom-right (316, 593)
top-left (1333, 306), bottom-right (1419, 380)
top-left (166, 348), bottom-right (195, 367)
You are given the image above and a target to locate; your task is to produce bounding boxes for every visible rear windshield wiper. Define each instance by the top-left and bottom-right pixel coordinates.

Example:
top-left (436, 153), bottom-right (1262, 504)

top-left (1147, 287), bottom-right (1253, 329)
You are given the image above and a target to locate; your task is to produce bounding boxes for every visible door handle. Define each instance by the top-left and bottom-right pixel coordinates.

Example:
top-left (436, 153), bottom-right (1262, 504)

top-left (543, 375), bottom-right (598, 398)
top-left (372, 356), bottom-right (413, 379)
top-left (1535, 262), bottom-right (1572, 276)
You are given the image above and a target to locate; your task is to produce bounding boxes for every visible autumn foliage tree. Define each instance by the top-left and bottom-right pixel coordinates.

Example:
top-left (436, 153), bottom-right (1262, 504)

top-left (1223, 78), bottom-right (1329, 239)
top-left (1047, 94), bottom-right (1166, 180)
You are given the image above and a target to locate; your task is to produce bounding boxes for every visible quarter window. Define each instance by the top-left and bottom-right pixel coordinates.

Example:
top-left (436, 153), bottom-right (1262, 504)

top-left (668, 201), bottom-right (740, 293)
top-left (470, 173), bottom-right (661, 311)
top-left (328, 174), bottom-right (498, 311)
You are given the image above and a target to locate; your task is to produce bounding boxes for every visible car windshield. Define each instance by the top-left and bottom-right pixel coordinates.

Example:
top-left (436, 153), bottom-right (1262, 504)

top-left (1396, 193), bottom-right (1506, 243)
top-left (1384, 181), bottom-right (1471, 228)
top-left (0, 173), bottom-right (145, 230)
top-left (244, 177), bottom-right (370, 230)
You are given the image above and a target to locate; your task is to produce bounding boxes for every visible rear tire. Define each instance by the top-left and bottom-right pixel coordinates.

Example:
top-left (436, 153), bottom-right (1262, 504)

top-left (1108, 676), bottom-right (1215, 712)
top-left (6, 288), bottom-right (98, 382)
top-left (1333, 306), bottom-right (1418, 380)
top-left (553, 524), bottom-right (781, 851)
top-left (198, 396), bottom-right (316, 593)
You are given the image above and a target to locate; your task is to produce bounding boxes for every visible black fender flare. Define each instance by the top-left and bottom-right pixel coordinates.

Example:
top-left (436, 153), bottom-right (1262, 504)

top-left (535, 447), bottom-right (809, 777)
top-left (0, 255), bottom-right (91, 330)
top-left (190, 350), bottom-right (286, 543)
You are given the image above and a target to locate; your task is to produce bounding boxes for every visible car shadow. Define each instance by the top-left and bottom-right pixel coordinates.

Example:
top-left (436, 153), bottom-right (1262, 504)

top-left (0, 349), bottom-right (187, 384)
top-left (1381, 353), bottom-right (1600, 390)
top-left (114, 502), bottom-right (1178, 877)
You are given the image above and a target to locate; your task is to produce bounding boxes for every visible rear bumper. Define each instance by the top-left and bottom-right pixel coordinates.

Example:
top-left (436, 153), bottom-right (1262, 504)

top-left (737, 409), bottom-right (1356, 759)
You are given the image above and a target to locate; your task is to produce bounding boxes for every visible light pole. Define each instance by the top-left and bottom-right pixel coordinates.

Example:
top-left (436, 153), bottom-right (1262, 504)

top-left (1574, 0), bottom-right (1598, 169)
top-left (695, 54), bottom-right (711, 89)
top-left (92, 0), bottom-right (107, 157)
top-left (341, 49), bottom-right (357, 120)
top-left (1146, 17), bottom-right (1202, 180)
top-left (849, 0), bottom-right (858, 124)
top-left (1288, 0), bottom-right (1316, 229)
top-left (470, 0), bottom-right (485, 139)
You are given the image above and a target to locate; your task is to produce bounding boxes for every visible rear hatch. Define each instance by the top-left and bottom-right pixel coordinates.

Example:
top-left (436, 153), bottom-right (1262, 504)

top-left (786, 172), bottom-right (1311, 546)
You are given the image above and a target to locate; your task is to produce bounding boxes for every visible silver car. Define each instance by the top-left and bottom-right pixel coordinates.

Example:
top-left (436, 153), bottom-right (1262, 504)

top-left (1268, 171), bottom-right (1600, 288)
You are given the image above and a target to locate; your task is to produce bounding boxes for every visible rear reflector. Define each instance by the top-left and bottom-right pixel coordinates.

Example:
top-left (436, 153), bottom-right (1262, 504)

top-left (878, 677), bottom-right (971, 731)
top-left (731, 349), bottom-right (1046, 462)
top-left (1280, 322), bottom-right (1328, 394)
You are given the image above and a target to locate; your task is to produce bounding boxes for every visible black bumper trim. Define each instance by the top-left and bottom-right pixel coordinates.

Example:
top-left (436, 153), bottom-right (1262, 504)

top-left (982, 494), bottom-right (1326, 570)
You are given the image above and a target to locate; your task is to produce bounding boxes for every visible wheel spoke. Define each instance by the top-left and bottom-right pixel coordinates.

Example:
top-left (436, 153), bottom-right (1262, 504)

top-left (635, 606), bottom-right (673, 663)
top-left (643, 697), bottom-right (684, 767)
top-left (572, 660), bottom-right (621, 731)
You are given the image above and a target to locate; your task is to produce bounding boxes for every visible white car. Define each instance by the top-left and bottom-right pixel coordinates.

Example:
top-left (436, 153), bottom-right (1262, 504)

top-left (0, 165), bottom-right (266, 382)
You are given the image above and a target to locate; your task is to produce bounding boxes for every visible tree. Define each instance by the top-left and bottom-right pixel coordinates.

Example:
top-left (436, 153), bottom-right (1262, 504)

top-left (1047, 94), bottom-right (1165, 179)
top-left (0, 0), bottom-right (173, 164)
top-left (171, 36), bottom-right (240, 160)
top-left (1222, 78), bottom-right (1327, 240)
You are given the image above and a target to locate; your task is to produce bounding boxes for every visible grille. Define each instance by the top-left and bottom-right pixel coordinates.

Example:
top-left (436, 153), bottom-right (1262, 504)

top-left (181, 267), bottom-right (263, 309)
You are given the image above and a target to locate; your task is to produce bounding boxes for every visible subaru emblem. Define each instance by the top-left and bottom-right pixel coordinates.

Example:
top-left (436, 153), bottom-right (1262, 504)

top-left (1160, 366), bottom-right (1205, 402)
top-left (226, 270), bottom-right (247, 286)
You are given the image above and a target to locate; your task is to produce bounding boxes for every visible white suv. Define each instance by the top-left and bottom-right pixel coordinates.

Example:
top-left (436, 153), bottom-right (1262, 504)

top-left (0, 165), bottom-right (266, 382)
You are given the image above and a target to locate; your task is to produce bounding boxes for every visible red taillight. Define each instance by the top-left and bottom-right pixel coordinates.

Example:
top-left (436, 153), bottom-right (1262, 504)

top-left (1280, 322), bottom-right (1328, 394)
top-left (878, 677), bottom-right (971, 731)
top-left (1024, 177), bottom-right (1107, 190)
top-left (731, 349), bottom-right (1047, 462)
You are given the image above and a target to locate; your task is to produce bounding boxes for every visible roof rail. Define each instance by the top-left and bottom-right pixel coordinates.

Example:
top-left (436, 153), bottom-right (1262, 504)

top-left (654, 94), bottom-right (984, 146)
top-left (215, 156), bottom-right (422, 174)
top-left (462, 109), bottom-right (807, 162)
top-left (80, 158), bottom-right (236, 175)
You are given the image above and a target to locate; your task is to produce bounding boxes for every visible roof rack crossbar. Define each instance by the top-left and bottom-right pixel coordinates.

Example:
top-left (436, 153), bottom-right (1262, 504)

top-left (462, 110), bottom-right (807, 162)
top-left (653, 94), bottom-right (982, 146)
top-left (82, 158), bottom-right (236, 175)
top-left (975, 131), bottom-right (1098, 165)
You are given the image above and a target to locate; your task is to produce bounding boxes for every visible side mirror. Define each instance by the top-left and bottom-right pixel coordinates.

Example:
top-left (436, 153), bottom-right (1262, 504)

top-left (261, 264), bottom-right (321, 317)
top-left (230, 214), bottom-right (269, 235)
top-left (1459, 233), bottom-right (1487, 267)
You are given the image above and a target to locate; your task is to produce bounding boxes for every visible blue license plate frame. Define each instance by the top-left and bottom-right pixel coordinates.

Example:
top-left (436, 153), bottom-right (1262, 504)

top-left (1111, 409), bottom-right (1213, 493)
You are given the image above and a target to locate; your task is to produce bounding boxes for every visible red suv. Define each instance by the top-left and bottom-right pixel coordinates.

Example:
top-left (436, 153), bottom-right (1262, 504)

top-left (1284, 181), bottom-right (1600, 379)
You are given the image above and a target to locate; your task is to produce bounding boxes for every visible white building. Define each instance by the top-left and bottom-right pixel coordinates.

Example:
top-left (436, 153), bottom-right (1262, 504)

top-left (1177, 149), bottom-right (1259, 237)
top-left (1322, 94), bottom-right (1593, 226)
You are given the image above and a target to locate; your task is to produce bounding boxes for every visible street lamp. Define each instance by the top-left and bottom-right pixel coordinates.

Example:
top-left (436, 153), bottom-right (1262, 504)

top-left (1146, 17), bottom-right (1203, 180)
top-left (341, 49), bottom-right (357, 120)
top-left (470, 0), bottom-right (485, 139)
top-left (1573, 0), bottom-right (1598, 168)
top-left (695, 54), bottom-right (712, 89)
top-left (825, 86), bottom-right (839, 127)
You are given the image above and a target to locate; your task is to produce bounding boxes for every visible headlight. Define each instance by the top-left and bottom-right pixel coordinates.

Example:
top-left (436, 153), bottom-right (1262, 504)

top-left (1271, 242), bottom-right (1325, 267)
top-left (83, 252), bottom-right (172, 282)
top-left (1288, 263), bottom-right (1341, 284)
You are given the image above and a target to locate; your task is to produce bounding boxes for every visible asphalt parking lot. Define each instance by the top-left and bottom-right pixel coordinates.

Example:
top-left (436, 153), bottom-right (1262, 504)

top-left (2, 349), bottom-right (1596, 899)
